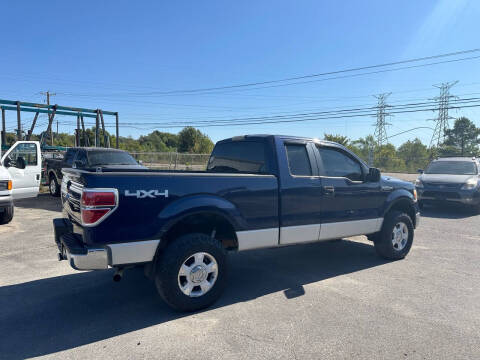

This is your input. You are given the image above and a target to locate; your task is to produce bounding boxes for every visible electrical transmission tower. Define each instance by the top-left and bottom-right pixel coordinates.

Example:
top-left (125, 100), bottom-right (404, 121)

top-left (373, 93), bottom-right (392, 146)
top-left (429, 81), bottom-right (458, 148)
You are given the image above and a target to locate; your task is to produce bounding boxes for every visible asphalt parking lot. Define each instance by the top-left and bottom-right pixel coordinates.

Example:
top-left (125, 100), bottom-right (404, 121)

top-left (1, 194), bottom-right (479, 359)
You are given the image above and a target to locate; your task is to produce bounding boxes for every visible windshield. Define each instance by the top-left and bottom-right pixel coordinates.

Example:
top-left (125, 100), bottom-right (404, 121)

top-left (425, 161), bottom-right (477, 175)
top-left (87, 151), bottom-right (139, 166)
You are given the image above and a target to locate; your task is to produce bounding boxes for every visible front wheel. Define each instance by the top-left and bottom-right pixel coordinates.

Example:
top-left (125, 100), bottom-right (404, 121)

top-left (0, 205), bottom-right (14, 225)
top-left (374, 211), bottom-right (414, 260)
top-left (155, 233), bottom-right (227, 312)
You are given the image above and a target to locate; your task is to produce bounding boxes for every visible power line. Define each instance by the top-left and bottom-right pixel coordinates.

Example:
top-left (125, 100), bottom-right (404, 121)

top-left (65, 98), bottom-right (480, 129)
top-left (116, 97), bottom-right (480, 127)
top-left (52, 49), bottom-right (480, 98)
top-left (107, 48), bottom-right (480, 96)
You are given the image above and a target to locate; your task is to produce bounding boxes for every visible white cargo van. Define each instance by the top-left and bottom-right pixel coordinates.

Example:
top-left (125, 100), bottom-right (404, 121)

top-left (0, 139), bottom-right (41, 224)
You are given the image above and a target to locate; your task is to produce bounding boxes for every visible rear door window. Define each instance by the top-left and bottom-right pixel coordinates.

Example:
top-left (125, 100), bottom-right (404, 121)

top-left (285, 144), bottom-right (312, 176)
top-left (207, 141), bottom-right (269, 174)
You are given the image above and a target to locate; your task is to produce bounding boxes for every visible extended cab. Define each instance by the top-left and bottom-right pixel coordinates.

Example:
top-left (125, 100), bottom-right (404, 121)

top-left (45, 147), bottom-right (144, 196)
top-left (54, 135), bottom-right (420, 311)
top-left (0, 141), bottom-right (42, 224)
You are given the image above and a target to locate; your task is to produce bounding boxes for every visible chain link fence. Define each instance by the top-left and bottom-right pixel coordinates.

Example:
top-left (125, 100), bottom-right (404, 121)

top-left (130, 152), bottom-right (210, 170)
top-left (130, 151), bottom-right (432, 175)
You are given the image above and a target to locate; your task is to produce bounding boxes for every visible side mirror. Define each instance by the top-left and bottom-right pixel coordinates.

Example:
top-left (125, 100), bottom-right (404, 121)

top-left (417, 168), bottom-right (424, 174)
top-left (367, 167), bottom-right (381, 182)
top-left (16, 157), bottom-right (26, 169)
top-left (4, 158), bottom-right (11, 168)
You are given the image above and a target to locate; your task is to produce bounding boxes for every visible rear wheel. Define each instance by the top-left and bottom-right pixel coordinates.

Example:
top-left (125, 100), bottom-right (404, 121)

top-left (374, 211), bottom-right (414, 260)
top-left (49, 175), bottom-right (60, 197)
top-left (155, 233), bottom-right (227, 312)
top-left (0, 206), bottom-right (14, 225)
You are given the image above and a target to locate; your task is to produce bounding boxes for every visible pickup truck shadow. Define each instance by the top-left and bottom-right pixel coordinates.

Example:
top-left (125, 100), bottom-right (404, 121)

top-left (14, 193), bottom-right (62, 212)
top-left (0, 239), bottom-right (388, 359)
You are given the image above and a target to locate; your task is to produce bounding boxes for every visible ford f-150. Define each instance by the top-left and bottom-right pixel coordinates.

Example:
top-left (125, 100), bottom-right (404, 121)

top-left (54, 135), bottom-right (420, 311)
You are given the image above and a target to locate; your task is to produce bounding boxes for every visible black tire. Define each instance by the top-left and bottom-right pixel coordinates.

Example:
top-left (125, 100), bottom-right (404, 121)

top-left (155, 233), bottom-right (227, 312)
top-left (49, 174), bottom-right (60, 197)
top-left (374, 211), bottom-right (414, 260)
top-left (0, 206), bottom-right (14, 225)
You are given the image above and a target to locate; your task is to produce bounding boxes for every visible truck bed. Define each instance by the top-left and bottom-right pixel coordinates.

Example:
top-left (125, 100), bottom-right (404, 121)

top-left (62, 168), bottom-right (279, 246)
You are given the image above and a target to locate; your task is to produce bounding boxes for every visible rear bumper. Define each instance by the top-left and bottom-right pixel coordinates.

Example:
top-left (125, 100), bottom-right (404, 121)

top-left (53, 218), bottom-right (160, 270)
top-left (53, 218), bottom-right (108, 270)
top-left (66, 246), bottom-right (108, 271)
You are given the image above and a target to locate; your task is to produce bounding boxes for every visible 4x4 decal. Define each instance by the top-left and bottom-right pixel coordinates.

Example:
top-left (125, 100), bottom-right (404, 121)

top-left (125, 190), bottom-right (169, 199)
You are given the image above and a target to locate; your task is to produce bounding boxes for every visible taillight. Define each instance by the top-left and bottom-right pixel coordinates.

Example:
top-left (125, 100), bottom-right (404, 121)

top-left (82, 191), bottom-right (116, 207)
top-left (80, 189), bottom-right (118, 226)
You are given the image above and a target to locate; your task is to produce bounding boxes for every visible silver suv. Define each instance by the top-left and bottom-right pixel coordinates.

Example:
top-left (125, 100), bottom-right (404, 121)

top-left (415, 157), bottom-right (480, 211)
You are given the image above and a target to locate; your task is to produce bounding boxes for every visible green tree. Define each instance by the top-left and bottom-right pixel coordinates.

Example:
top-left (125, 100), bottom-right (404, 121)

top-left (349, 135), bottom-right (376, 164)
top-left (397, 138), bottom-right (429, 172)
top-left (374, 143), bottom-right (405, 172)
top-left (177, 127), bottom-right (214, 153)
top-left (441, 117), bottom-right (480, 156)
top-left (323, 133), bottom-right (350, 146)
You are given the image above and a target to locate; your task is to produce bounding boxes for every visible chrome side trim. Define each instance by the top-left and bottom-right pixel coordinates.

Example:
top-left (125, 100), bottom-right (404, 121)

top-left (279, 224), bottom-right (321, 245)
top-left (319, 218), bottom-right (382, 240)
top-left (107, 239), bottom-right (160, 265)
top-left (236, 218), bottom-right (384, 250)
top-left (67, 248), bottom-right (108, 270)
top-left (236, 228), bottom-right (279, 251)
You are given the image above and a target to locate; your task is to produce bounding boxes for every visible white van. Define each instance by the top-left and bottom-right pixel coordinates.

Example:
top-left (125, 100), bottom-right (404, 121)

top-left (0, 140), bottom-right (42, 224)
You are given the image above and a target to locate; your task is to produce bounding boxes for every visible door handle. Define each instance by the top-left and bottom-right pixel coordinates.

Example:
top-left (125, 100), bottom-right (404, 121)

top-left (323, 185), bottom-right (335, 195)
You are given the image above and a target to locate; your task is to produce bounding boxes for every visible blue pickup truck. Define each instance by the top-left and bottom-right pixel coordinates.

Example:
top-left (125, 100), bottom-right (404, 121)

top-left (54, 135), bottom-right (420, 311)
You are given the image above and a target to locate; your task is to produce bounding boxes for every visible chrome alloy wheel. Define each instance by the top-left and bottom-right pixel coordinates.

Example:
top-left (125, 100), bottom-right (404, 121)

top-left (391, 222), bottom-right (409, 251)
top-left (177, 252), bottom-right (218, 297)
top-left (50, 180), bottom-right (57, 194)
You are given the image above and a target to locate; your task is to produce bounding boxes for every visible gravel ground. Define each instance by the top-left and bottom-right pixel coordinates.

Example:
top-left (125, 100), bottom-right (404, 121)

top-left (0, 194), bottom-right (479, 359)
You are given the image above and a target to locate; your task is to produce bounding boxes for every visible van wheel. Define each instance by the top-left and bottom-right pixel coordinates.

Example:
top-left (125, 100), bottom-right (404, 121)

top-left (155, 233), bottom-right (227, 312)
top-left (0, 206), bottom-right (14, 225)
top-left (374, 211), bottom-right (414, 260)
top-left (49, 175), bottom-right (60, 197)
